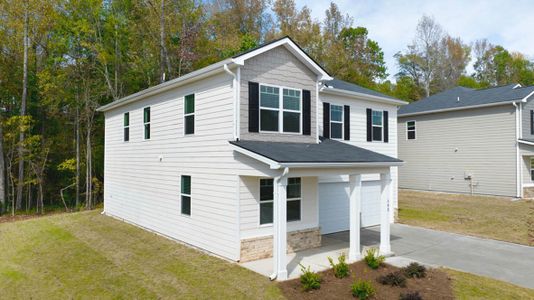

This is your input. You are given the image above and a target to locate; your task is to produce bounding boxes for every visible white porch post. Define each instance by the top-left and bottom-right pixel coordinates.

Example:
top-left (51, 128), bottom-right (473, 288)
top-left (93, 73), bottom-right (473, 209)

top-left (348, 174), bottom-right (362, 262)
top-left (379, 170), bottom-right (392, 255)
top-left (273, 176), bottom-right (288, 280)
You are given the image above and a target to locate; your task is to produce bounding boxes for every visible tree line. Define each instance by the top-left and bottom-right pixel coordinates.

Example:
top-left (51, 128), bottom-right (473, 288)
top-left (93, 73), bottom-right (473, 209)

top-left (0, 0), bottom-right (532, 215)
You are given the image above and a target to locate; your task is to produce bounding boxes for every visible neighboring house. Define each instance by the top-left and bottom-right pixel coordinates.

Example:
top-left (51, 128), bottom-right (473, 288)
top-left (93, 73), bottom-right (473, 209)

top-left (398, 84), bottom-right (534, 198)
top-left (97, 37), bottom-right (406, 280)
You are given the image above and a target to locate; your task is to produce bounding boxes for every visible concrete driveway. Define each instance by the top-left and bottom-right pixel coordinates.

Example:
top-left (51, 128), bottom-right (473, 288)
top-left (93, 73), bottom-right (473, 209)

top-left (328, 224), bottom-right (534, 289)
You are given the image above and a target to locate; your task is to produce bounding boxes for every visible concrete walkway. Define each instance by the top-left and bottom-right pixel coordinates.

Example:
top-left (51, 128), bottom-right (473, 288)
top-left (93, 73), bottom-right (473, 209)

top-left (241, 224), bottom-right (534, 289)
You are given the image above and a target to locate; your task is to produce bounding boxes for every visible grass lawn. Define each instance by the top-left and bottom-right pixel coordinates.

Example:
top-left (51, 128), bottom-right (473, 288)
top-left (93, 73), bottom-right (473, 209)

top-left (0, 210), bottom-right (282, 299)
top-left (398, 189), bottom-right (534, 245)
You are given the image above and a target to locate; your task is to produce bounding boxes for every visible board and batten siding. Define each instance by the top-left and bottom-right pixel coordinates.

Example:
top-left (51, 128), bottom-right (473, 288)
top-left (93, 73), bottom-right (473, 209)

top-left (398, 105), bottom-right (517, 197)
top-left (239, 176), bottom-right (318, 239)
top-left (240, 45), bottom-right (317, 143)
top-left (318, 93), bottom-right (399, 218)
top-left (103, 72), bottom-right (242, 260)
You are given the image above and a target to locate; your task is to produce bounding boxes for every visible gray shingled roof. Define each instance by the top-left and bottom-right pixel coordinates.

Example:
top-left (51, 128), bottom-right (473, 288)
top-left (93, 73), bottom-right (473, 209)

top-left (230, 138), bottom-right (402, 164)
top-left (322, 79), bottom-right (400, 101)
top-left (399, 84), bottom-right (534, 116)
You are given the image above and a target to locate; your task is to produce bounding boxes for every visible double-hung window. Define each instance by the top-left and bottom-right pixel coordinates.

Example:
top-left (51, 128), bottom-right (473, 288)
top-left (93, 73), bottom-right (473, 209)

top-left (330, 104), bottom-right (343, 139)
top-left (259, 84), bottom-right (301, 133)
top-left (123, 112), bottom-right (130, 142)
top-left (406, 120), bottom-right (416, 140)
top-left (259, 177), bottom-right (301, 225)
top-left (372, 110), bottom-right (383, 141)
top-left (181, 175), bottom-right (191, 216)
top-left (143, 107), bottom-right (151, 140)
top-left (530, 159), bottom-right (534, 182)
top-left (184, 94), bottom-right (195, 135)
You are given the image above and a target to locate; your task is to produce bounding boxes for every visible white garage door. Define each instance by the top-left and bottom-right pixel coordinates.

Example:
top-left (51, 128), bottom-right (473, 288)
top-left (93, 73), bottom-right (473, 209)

top-left (319, 180), bottom-right (381, 234)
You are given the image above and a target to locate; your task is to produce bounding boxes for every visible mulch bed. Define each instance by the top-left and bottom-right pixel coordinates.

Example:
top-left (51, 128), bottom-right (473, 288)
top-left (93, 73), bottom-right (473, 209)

top-left (278, 261), bottom-right (454, 300)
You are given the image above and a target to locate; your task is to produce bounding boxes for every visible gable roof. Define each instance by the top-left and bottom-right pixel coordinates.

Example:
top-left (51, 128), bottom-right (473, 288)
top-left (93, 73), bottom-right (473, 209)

top-left (98, 37), bottom-right (331, 112)
top-left (321, 78), bottom-right (407, 105)
top-left (230, 137), bottom-right (403, 169)
top-left (399, 84), bottom-right (534, 116)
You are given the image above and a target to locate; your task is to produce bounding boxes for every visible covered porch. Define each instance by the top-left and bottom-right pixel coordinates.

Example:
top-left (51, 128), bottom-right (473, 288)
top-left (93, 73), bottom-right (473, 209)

top-left (231, 138), bottom-right (403, 280)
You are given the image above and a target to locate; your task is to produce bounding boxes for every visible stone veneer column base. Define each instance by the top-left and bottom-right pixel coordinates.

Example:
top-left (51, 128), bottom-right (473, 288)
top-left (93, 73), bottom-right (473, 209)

top-left (240, 227), bottom-right (321, 262)
top-left (523, 187), bottom-right (534, 198)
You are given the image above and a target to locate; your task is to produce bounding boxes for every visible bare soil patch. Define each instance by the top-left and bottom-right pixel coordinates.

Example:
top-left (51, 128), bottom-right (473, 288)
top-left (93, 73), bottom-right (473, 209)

top-left (279, 261), bottom-right (454, 300)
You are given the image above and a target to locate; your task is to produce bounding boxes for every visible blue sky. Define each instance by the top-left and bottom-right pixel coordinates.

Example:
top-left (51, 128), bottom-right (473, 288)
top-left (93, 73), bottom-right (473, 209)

top-left (295, 0), bottom-right (534, 80)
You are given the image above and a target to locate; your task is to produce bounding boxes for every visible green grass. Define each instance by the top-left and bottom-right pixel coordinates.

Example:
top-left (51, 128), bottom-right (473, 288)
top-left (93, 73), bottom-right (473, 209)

top-left (399, 190), bottom-right (534, 245)
top-left (446, 269), bottom-right (534, 300)
top-left (0, 210), bottom-right (283, 299)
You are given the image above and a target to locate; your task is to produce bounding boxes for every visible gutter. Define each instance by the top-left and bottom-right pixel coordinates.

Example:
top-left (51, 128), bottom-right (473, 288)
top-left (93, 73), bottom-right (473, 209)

top-left (513, 101), bottom-right (522, 198)
top-left (399, 99), bottom-right (524, 118)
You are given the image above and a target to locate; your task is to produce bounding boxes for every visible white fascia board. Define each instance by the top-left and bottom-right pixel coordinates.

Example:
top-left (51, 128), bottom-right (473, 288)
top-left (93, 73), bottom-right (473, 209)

top-left (521, 91), bottom-right (534, 102)
top-left (320, 87), bottom-right (408, 106)
top-left (97, 59), bottom-right (235, 112)
top-left (232, 38), bottom-right (332, 81)
top-left (279, 161), bottom-right (404, 168)
top-left (230, 144), bottom-right (281, 169)
top-left (398, 100), bottom-right (520, 118)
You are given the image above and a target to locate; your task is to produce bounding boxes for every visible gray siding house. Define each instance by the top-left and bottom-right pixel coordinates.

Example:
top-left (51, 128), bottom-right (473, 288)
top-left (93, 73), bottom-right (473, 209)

top-left (398, 84), bottom-right (534, 198)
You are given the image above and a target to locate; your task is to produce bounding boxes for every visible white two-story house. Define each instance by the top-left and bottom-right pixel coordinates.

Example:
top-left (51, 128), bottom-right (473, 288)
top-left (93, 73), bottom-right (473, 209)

top-left (98, 37), bottom-right (406, 280)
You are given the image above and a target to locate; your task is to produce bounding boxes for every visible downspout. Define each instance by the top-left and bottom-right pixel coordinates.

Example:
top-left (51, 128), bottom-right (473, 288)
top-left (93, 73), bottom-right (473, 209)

top-left (270, 166), bottom-right (289, 281)
top-left (513, 102), bottom-right (522, 198)
top-left (224, 64), bottom-right (238, 141)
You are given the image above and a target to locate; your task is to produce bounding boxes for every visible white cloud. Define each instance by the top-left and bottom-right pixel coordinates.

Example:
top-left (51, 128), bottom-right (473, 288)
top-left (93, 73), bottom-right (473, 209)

top-left (295, 0), bottom-right (534, 80)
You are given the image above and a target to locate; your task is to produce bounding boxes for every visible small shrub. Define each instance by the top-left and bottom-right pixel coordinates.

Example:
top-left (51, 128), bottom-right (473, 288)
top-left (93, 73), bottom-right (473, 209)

top-left (299, 264), bottom-right (321, 291)
top-left (363, 248), bottom-right (385, 269)
top-left (351, 279), bottom-right (375, 299)
top-left (402, 262), bottom-right (426, 278)
top-left (328, 253), bottom-right (350, 278)
top-left (399, 291), bottom-right (423, 300)
top-left (377, 271), bottom-right (407, 287)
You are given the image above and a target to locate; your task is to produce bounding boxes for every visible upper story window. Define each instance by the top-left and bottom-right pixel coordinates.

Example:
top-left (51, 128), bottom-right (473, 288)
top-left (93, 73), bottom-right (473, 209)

top-left (330, 104), bottom-right (343, 139)
top-left (406, 120), bottom-right (416, 140)
top-left (372, 110), bottom-right (383, 141)
top-left (259, 84), bottom-right (301, 133)
top-left (123, 112), bottom-right (130, 142)
top-left (259, 177), bottom-right (301, 225)
top-left (184, 94), bottom-right (195, 135)
top-left (143, 107), bottom-right (151, 140)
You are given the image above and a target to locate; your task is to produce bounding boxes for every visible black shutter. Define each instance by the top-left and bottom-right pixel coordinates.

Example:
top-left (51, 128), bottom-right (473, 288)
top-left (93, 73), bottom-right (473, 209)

top-left (530, 110), bottom-right (534, 134)
top-left (366, 108), bottom-right (372, 142)
top-left (384, 111), bottom-right (389, 143)
top-left (343, 105), bottom-right (350, 140)
top-left (323, 102), bottom-right (330, 138)
top-left (248, 82), bottom-right (259, 132)
top-left (302, 90), bottom-right (311, 135)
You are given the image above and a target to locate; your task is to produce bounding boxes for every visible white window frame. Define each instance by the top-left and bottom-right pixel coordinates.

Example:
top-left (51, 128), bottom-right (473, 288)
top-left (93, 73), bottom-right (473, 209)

top-left (184, 94), bottom-right (195, 135)
top-left (330, 104), bottom-right (344, 140)
top-left (406, 120), bottom-right (416, 140)
top-left (259, 83), bottom-right (302, 134)
top-left (530, 158), bottom-right (534, 182)
top-left (258, 177), bottom-right (302, 226)
top-left (143, 106), bottom-right (151, 140)
top-left (181, 175), bottom-right (191, 217)
top-left (371, 110), bottom-right (383, 142)
top-left (123, 112), bottom-right (130, 142)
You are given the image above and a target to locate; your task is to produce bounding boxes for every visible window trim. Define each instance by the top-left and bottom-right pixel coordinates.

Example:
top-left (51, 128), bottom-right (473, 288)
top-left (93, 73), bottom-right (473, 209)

top-left (406, 120), bottom-right (416, 140)
top-left (184, 94), bottom-right (195, 135)
top-left (329, 103), bottom-right (344, 140)
top-left (181, 175), bottom-right (191, 217)
top-left (123, 112), bottom-right (130, 142)
top-left (143, 106), bottom-right (151, 140)
top-left (371, 110), bottom-right (383, 142)
top-left (258, 83), bottom-right (303, 135)
top-left (258, 177), bottom-right (302, 226)
top-left (530, 158), bottom-right (534, 182)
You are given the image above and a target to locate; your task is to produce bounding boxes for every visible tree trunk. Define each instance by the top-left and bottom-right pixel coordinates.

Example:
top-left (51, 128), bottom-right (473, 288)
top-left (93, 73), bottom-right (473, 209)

top-left (159, 0), bottom-right (168, 83)
top-left (16, 9), bottom-right (29, 210)
top-left (0, 114), bottom-right (6, 215)
top-left (75, 106), bottom-right (80, 208)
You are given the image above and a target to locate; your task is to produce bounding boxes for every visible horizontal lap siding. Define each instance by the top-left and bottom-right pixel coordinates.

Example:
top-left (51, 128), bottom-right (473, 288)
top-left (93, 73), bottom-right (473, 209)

top-left (240, 46), bottom-right (317, 143)
top-left (521, 99), bottom-right (534, 139)
top-left (398, 105), bottom-right (517, 197)
top-left (103, 73), bottom-right (241, 260)
top-left (318, 93), bottom-right (399, 212)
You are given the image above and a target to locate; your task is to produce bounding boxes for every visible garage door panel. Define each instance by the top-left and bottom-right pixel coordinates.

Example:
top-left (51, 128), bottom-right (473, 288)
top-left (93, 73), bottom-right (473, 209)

top-left (319, 180), bottom-right (381, 235)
